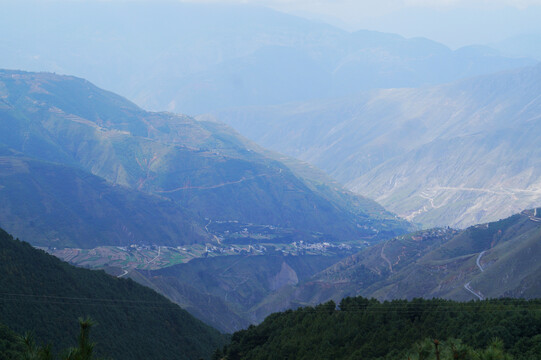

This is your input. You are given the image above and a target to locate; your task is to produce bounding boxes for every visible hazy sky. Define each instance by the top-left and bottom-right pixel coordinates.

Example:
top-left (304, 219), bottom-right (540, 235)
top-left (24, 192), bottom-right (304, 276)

top-left (172, 0), bottom-right (541, 17)
top-left (11, 0), bottom-right (541, 48)
top-left (172, 0), bottom-right (541, 47)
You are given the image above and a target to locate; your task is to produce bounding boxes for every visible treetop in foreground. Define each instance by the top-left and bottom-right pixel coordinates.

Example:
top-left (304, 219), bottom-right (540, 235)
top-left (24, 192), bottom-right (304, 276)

top-left (218, 297), bottom-right (541, 360)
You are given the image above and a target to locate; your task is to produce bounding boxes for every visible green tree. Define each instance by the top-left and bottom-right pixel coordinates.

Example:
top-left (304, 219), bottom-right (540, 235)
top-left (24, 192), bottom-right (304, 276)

top-left (22, 318), bottom-right (104, 360)
top-left (62, 318), bottom-right (98, 360)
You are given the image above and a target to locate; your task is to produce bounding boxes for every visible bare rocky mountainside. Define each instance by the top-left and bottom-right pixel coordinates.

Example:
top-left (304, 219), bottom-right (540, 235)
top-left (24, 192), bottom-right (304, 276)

top-left (210, 63), bottom-right (541, 228)
top-left (0, 70), bottom-right (410, 247)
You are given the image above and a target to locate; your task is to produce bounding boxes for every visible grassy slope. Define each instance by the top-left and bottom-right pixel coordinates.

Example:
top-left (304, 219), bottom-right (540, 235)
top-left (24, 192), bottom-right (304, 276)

top-left (364, 210), bottom-right (541, 300)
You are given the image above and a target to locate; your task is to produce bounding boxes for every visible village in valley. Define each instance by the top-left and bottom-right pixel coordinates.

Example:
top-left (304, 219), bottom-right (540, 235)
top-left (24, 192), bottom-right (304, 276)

top-left (41, 219), bottom-right (365, 273)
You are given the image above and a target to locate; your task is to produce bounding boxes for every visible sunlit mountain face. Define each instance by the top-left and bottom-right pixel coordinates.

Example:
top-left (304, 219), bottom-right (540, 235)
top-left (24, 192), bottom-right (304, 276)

top-left (210, 64), bottom-right (541, 228)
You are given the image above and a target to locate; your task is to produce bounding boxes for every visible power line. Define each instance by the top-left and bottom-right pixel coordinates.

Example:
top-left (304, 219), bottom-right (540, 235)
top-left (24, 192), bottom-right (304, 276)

top-left (0, 292), bottom-right (174, 304)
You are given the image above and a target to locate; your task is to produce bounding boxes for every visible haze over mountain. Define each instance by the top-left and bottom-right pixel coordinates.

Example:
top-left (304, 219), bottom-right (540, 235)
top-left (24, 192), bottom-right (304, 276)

top-left (0, 1), bottom-right (535, 115)
top-left (211, 63), bottom-right (541, 228)
top-left (491, 34), bottom-right (541, 61)
top-left (2, 1), bottom-right (540, 356)
top-left (0, 70), bottom-right (410, 248)
top-left (354, 5), bottom-right (541, 49)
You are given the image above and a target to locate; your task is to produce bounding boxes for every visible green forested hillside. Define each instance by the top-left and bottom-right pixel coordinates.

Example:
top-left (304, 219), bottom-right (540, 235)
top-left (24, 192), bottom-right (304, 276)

top-left (0, 228), bottom-right (226, 359)
top-left (219, 297), bottom-right (541, 360)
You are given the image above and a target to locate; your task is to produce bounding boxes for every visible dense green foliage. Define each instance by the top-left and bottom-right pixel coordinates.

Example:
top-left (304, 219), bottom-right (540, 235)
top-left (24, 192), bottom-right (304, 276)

top-left (0, 322), bottom-right (24, 359)
top-left (404, 338), bottom-right (513, 360)
top-left (1, 317), bottom-right (109, 360)
top-left (219, 297), bottom-right (541, 360)
top-left (0, 228), bottom-right (226, 359)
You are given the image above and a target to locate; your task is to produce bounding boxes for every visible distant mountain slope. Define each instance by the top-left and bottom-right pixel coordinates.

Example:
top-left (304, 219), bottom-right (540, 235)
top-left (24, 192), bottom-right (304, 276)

top-left (0, 228), bottom-right (226, 360)
top-left (0, 70), bottom-right (410, 247)
top-left (0, 154), bottom-right (207, 248)
top-left (211, 64), bottom-right (541, 228)
top-left (246, 228), bottom-right (456, 317)
top-left (132, 253), bottom-right (344, 333)
top-left (0, 2), bottom-right (534, 114)
top-left (255, 209), bottom-right (541, 309)
top-left (368, 209), bottom-right (541, 301)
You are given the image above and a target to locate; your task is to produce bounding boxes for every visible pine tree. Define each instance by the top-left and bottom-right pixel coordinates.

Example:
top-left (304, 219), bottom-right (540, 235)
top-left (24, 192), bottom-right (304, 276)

top-left (22, 318), bottom-right (104, 360)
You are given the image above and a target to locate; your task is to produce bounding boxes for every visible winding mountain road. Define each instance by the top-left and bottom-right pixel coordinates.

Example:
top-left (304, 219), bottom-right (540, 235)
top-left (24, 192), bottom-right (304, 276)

top-left (146, 246), bottom-right (161, 268)
top-left (476, 251), bottom-right (486, 272)
top-left (155, 174), bottom-right (270, 193)
top-left (464, 281), bottom-right (485, 301)
top-left (380, 241), bottom-right (393, 273)
top-left (464, 251), bottom-right (487, 300)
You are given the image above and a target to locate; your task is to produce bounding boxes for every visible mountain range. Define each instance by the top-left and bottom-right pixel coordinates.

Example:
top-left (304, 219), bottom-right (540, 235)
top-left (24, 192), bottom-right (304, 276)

top-left (210, 63), bottom-right (541, 228)
top-left (3, 69), bottom-right (539, 337)
top-left (0, 70), bottom-right (410, 247)
top-left (0, 2), bottom-right (535, 115)
top-left (2, 3), bottom-right (540, 358)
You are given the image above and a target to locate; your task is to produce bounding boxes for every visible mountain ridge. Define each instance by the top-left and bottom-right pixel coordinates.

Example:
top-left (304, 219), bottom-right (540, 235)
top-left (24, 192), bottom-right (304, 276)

top-left (0, 69), bottom-right (411, 248)
top-left (0, 2), bottom-right (535, 114)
